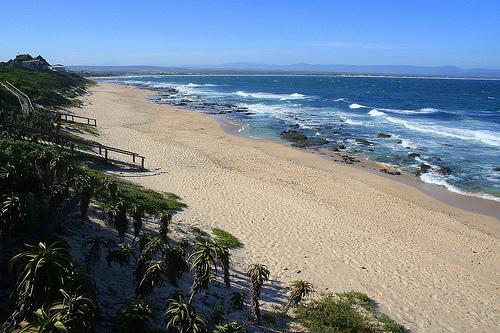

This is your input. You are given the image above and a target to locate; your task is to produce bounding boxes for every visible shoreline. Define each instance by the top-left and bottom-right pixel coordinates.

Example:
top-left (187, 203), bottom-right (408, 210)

top-left (182, 100), bottom-right (500, 220)
top-left (71, 82), bottom-right (499, 332)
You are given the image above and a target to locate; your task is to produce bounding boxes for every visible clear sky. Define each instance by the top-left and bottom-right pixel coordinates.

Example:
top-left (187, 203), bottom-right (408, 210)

top-left (1, 0), bottom-right (499, 69)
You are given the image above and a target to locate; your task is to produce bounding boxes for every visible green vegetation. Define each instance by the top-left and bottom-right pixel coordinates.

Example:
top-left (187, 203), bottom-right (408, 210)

top-left (81, 167), bottom-right (185, 214)
top-left (0, 65), bottom-right (92, 111)
top-left (211, 227), bottom-right (243, 249)
top-left (294, 291), bottom-right (406, 333)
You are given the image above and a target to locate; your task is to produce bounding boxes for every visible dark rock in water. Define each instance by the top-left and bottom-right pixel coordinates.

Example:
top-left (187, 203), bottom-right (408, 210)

top-left (380, 168), bottom-right (401, 175)
top-left (331, 144), bottom-right (346, 152)
top-left (289, 124), bottom-right (300, 129)
top-left (281, 130), bottom-right (307, 142)
top-left (281, 130), bottom-right (329, 147)
top-left (436, 166), bottom-right (451, 175)
top-left (495, 167), bottom-right (500, 172)
top-left (377, 133), bottom-right (392, 138)
top-left (292, 137), bottom-right (329, 148)
top-left (428, 156), bottom-right (442, 163)
top-left (443, 143), bottom-right (453, 147)
top-left (396, 140), bottom-right (403, 144)
top-left (416, 163), bottom-right (432, 176)
top-left (355, 138), bottom-right (375, 146)
top-left (176, 102), bottom-right (187, 106)
top-left (408, 152), bottom-right (420, 159)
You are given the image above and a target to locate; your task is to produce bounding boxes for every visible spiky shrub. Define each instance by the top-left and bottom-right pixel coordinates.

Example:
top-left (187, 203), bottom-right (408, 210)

top-left (228, 292), bottom-right (245, 311)
top-left (48, 289), bottom-right (96, 332)
top-left (79, 186), bottom-right (92, 219)
top-left (217, 246), bottom-right (231, 288)
top-left (284, 280), bottom-right (314, 313)
top-left (213, 321), bottom-right (245, 333)
top-left (8, 242), bottom-right (74, 316)
top-left (131, 205), bottom-right (144, 239)
top-left (81, 236), bottom-right (114, 271)
top-left (164, 295), bottom-right (207, 333)
top-left (18, 308), bottom-right (68, 333)
top-left (136, 260), bottom-right (167, 298)
top-left (101, 179), bottom-right (118, 203)
top-left (247, 263), bottom-right (270, 324)
top-left (158, 210), bottom-right (172, 244)
top-left (113, 201), bottom-right (128, 242)
top-left (0, 193), bottom-right (25, 241)
top-left (107, 243), bottom-right (135, 267)
top-left (165, 246), bottom-right (189, 286)
top-left (188, 239), bottom-right (220, 304)
top-left (115, 298), bottom-right (154, 333)
top-left (135, 236), bottom-right (165, 282)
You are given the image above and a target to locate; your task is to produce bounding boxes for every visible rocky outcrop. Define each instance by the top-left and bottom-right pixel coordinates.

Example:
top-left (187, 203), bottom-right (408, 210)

top-left (436, 166), bottom-right (451, 175)
top-left (416, 163), bottom-right (432, 176)
top-left (355, 138), bottom-right (375, 146)
top-left (408, 152), bottom-right (420, 159)
top-left (380, 168), bottom-right (401, 175)
top-left (280, 130), bottom-right (329, 148)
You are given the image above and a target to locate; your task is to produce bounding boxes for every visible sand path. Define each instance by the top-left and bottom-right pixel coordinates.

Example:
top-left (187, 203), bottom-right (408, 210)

top-left (72, 83), bottom-right (499, 332)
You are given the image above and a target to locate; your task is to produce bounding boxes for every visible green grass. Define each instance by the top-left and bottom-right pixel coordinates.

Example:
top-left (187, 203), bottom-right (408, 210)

top-left (211, 227), bottom-right (243, 249)
top-left (294, 291), bottom-right (406, 333)
top-left (0, 64), bottom-right (92, 110)
top-left (81, 167), bottom-right (185, 215)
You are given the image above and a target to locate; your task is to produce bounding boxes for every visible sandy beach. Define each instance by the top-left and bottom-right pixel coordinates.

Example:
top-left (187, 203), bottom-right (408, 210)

top-left (72, 82), bottom-right (499, 332)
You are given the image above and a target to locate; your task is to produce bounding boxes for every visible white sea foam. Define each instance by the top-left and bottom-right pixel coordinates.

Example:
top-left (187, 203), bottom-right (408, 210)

top-left (345, 119), bottom-right (364, 125)
top-left (386, 117), bottom-right (500, 147)
top-left (333, 98), bottom-right (349, 102)
top-left (369, 109), bottom-right (386, 116)
top-left (419, 172), bottom-right (500, 202)
top-left (377, 107), bottom-right (440, 114)
top-left (186, 83), bottom-right (217, 87)
top-left (234, 91), bottom-right (309, 100)
top-left (349, 103), bottom-right (367, 109)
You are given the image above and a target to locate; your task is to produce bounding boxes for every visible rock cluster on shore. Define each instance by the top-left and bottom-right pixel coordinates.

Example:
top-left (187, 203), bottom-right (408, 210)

top-left (280, 130), bottom-right (329, 148)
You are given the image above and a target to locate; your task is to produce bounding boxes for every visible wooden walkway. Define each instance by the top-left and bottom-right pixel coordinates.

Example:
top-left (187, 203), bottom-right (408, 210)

top-left (0, 82), bottom-right (145, 168)
top-left (0, 122), bottom-right (145, 168)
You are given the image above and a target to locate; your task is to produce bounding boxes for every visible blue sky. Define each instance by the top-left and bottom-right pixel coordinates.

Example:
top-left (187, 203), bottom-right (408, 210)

top-left (1, 0), bottom-right (499, 69)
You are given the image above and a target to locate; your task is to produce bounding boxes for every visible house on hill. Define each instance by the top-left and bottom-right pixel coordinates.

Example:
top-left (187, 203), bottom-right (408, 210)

top-left (11, 54), bottom-right (51, 71)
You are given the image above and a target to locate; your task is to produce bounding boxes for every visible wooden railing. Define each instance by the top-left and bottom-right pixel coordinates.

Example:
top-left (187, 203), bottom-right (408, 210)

top-left (54, 112), bottom-right (97, 127)
top-left (0, 122), bottom-right (145, 168)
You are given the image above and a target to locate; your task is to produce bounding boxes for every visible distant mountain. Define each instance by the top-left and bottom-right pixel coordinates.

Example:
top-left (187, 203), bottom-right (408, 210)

top-left (198, 62), bottom-right (500, 78)
top-left (67, 63), bottom-right (500, 78)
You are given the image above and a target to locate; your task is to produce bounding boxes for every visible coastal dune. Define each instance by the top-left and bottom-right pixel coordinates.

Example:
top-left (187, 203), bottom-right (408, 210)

top-left (73, 83), bottom-right (499, 332)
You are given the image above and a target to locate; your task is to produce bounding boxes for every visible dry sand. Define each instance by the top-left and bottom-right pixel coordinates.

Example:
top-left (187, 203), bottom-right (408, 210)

top-left (71, 82), bottom-right (499, 332)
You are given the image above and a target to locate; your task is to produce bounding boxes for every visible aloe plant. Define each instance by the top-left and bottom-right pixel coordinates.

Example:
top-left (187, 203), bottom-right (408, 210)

top-left (8, 242), bottom-right (74, 315)
top-left (164, 295), bottom-right (207, 333)
top-left (247, 263), bottom-right (270, 324)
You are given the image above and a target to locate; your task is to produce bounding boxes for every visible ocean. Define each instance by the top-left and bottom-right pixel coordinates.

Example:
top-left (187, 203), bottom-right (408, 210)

top-left (96, 75), bottom-right (500, 202)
